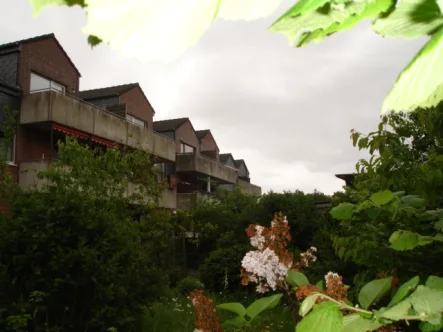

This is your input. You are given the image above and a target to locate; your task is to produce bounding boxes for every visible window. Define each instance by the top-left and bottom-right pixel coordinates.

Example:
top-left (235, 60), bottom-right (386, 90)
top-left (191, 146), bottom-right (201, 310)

top-left (30, 73), bottom-right (66, 93)
top-left (0, 131), bottom-right (13, 162)
top-left (126, 114), bottom-right (146, 128)
top-left (180, 142), bottom-right (194, 153)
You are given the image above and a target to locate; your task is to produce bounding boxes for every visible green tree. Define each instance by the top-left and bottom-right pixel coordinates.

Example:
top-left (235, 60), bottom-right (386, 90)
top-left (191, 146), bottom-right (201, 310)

top-left (0, 137), bottom-right (172, 332)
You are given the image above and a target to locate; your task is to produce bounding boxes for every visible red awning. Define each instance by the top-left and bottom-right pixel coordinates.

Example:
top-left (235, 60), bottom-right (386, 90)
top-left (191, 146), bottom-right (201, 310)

top-left (52, 123), bottom-right (89, 140)
top-left (91, 135), bottom-right (119, 148)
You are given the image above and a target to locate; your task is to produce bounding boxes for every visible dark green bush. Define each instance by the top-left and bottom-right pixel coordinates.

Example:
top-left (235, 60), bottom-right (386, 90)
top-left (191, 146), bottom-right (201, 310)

top-left (176, 277), bottom-right (204, 295)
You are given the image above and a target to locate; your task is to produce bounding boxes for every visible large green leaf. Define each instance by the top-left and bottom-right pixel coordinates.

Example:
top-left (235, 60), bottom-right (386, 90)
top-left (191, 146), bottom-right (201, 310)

top-left (296, 301), bottom-right (343, 332)
top-left (245, 293), bottom-right (283, 320)
top-left (370, 190), bottom-right (394, 205)
top-left (410, 286), bottom-right (443, 324)
top-left (269, 0), bottom-right (368, 45)
top-left (425, 276), bottom-right (443, 290)
top-left (420, 318), bottom-right (443, 332)
top-left (330, 203), bottom-right (355, 220)
top-left (298, 0), bottom-right (395, 47)
top-left (381, 26), bottom-right (443, 112)
top-left (372, 0), bottom-right (443, 39)
top-left (341, 314), bottom-right (383, 332)
top-left (380, 299), bottom-right (412, 320)
top-left (358, 277), bottom-right (392, 309)
top-left (388, 276), bottom-right (420, 306)
top-left (389, 230), bottom-right (435, 251)
top-left (286, 270), bottom-right (310, 287)
top-left (216, 302), bottom-right (246, 316)
top-left (399, 195), bottom-right (426, 208)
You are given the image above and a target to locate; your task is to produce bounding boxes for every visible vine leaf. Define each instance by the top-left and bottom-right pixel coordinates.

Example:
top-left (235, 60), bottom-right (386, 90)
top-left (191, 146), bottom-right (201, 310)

top-left (425, 276), bottom-right (443, 290)
top-left (330, 203), bottom-right (355, 220)
top-left (389, 230), bottom-right (435, 251)
top-left (380, 299), bottom-right (412, 320)
top-left (388, 276), bottom-right (419, 307)
top-left (410, 286), bottom-right (443, 325)
top-left (245, 293), bottom-right (282, 320)
top-left (372, 0), bottom-right (443, 39)
top-left (216, 303), bottom-right (246, 316)
top-left (381, 26), bottom-right (443, 112)
top-left (28, 0), bottom-right (86, 16)
top-left (299, 293), bottom-right (322, 317)
top-left (358, 277), bottom-right (392, 309)
top-left (296, 301), bottom-right (343, 332)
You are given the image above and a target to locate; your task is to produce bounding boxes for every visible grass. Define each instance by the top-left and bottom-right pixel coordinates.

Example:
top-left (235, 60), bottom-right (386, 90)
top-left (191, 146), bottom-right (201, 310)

top-left (140, 290), bottom-right (297, 332)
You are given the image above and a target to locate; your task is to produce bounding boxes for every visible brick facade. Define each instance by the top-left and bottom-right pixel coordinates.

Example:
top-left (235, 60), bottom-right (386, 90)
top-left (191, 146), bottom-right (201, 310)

top-left (199, 131), bottom-right (219, 160)
top-left (120, 86), bottom-right (155, 131)
top-left (175, 120), bottom-right (199, 153)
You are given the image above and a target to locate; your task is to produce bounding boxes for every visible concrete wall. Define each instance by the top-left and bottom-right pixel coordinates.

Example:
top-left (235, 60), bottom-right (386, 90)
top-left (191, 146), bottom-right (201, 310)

top-left (177, 192), bottom-right (214, 210)
top-left (176, 153), bottom-right (238, 184)
top-left (20, 161), bottom-right (177, 209)
top-left (20, 91), bottom-right (176, 162)
top-left (238, 178), bottom-right (262, 196)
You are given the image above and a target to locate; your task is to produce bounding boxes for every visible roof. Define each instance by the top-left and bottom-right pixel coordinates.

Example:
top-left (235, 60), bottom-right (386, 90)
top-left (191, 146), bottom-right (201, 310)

top-left (219, 153), bottom-right (234, 164)
top-left (153, 118), bottom-right (189, 132)
top-left (235, 159), bottom-right (249, 174)
top-left (80, 83), bottom-right (139, 100)
top-left (196, 130), bottom-right (210, 140)
top-left (0, 33), bottom-right (81, 77)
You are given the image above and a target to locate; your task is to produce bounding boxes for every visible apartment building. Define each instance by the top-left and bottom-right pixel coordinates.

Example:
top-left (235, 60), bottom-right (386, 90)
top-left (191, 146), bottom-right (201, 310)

top-left (0, 33), bottom-right (261, 211)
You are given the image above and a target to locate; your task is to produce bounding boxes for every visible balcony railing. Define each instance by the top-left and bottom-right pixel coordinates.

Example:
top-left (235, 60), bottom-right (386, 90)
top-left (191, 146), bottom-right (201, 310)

top-left (20, 90), bottom-right (176, 162)
top-left (175, 152), bottom-right (238, 184)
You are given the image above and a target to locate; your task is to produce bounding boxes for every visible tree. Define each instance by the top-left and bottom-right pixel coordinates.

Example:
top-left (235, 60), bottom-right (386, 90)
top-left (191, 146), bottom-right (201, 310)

top-left (29, 0), bottom-right (443, 111)
top-left (0, 137), bottom-right (172, 332)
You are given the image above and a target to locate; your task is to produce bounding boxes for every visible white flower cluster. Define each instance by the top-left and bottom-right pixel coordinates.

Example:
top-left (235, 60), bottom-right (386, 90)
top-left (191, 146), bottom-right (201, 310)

top-left (241, 248), bottom-right (290, 293)
top-left (325, 271), bottom-right (340, 288)
top-left (249, 225), bottom-right (265, 249)
top-left (300, 246), bottom-right (317, 267)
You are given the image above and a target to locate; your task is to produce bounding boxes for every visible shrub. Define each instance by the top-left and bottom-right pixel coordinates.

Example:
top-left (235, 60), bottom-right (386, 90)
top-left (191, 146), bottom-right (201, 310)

top-left (176, 277), bottom-right (204, 296)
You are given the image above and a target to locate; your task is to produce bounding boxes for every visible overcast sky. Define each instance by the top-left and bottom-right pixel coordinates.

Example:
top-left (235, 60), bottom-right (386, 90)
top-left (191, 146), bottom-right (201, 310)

top-left (1, 1), bottom-right (427, 194)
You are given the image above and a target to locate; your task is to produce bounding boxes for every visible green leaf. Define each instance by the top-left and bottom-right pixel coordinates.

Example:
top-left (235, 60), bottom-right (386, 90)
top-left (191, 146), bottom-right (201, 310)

top-left (216, 302), bottom-right (246, 316)
top-left (341, 314), bottom-right (383, 332)
top-left (330, 203), bottom-right (355, 220)
top-left (358, 277), bottom-right (393, 309)
top-left (434, 220), bottom-right (443, 231)
top-left (297, 0), bottom-right (395, 47)
top-left (380, 299), bottom-right (412, 320)
top-left (245, 293), bottom-right (283, 320)
top-left (269, 0), bottom-right (369, 45)
top-left (389, 230), bottom-right (435, 251)
top-left (410, 286), bottom-right (443, 324)
top-left (87, 35), bottom-right (102, 48)
top-left (372, 0), bottom-right (443, 39)
top-left (315, 280), bottom-right (325, 290)
top-left (420, 319), bottom-right (443, 332)
top-left (425, 276), bottom-right (443, 290)
top-left (287, 270), bottom-right (310, 287)
top-left (222, 315), bottom-right (247, 327)
top-left (381, 26), bottom-right (443, 112)
top-left (299, 293), bottom-right (322, 317)
top-left (370, 190), bottom-right (394, 205)
top-left (367, 208), bottom-right (380, 221)
top-left (388, 276), bottom-right (420, 306)
top-left (296, 301), bottom-right (343, 332)
top-left (400, 195), bottom-right (426, 208)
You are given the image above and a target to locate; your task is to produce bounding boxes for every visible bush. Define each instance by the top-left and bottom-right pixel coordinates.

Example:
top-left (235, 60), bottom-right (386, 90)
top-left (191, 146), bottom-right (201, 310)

top-left (176, 277), bottom-right (204, 295)
top-left (199, 245), bottom-right (249, 292)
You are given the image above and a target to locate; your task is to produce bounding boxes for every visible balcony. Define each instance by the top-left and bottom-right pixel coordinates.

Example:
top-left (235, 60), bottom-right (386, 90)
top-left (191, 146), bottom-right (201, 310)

top-left (176, 153), bottom-right (238, 184)
top-left (20, 90), bottom-right (176, 162)
top-left (237, 178), bottom-right (262, 196)
top-left (19, 160), bottom-right (177, 209)
top-left (177, 192), bottom-right (215, 210)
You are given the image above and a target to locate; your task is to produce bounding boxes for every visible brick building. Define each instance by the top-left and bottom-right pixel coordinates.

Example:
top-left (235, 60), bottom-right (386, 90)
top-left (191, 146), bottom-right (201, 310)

top-left (0, 33), bottom-right (261, 211)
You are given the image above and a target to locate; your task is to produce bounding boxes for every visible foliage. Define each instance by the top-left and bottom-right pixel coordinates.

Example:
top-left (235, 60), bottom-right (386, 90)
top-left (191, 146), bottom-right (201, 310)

top-left (0, 137), bottom-right (171, 332)
top-left (176, 277), bottom-right (204, 296)
top-left (296, 271), bottom-right (443, 332)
